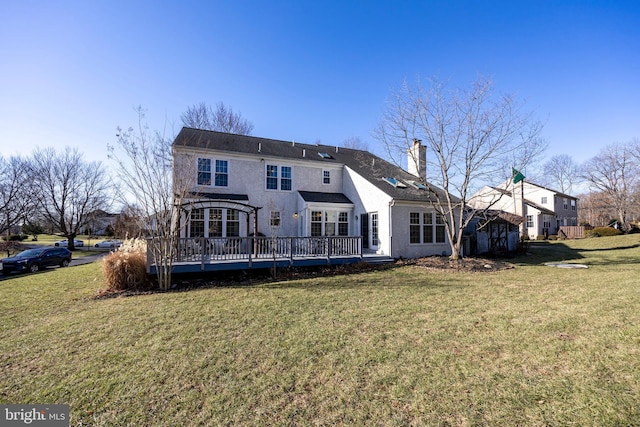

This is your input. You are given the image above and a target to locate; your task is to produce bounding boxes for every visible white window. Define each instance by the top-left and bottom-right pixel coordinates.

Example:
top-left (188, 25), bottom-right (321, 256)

top-left (266, 164), bottom-right (292, 191)
top-left (563, 198), bottom-right (568, 210)
top-left (323, 170), bottom-right (331, 185)
top-left (188, 208), bottom-right (240, 238)
top-left (541, 196), bottom-right (547, 204)
top-left (189, 208), bottom-right (205, 237)
top-left (270, 211), bottom-right (281, 227)
top-left (198, 158), bottom-right (228, 187)
top-left (526, 215), bottom-right (534, 228)
top-left (310, 210), bottom-right (349, 236)
top-left (226, 210), bottom-right (240, 236)
top-left (214, 160), bottom-right (228, 187)
top-left (197, 158), bottom-right (211, 186)
top-left (571, 200), bottom-right (576, 211)
top-left (410, 212), bottom-right (446, 244)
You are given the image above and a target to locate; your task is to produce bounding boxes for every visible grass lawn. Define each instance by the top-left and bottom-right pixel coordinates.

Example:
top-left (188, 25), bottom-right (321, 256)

top-left (1, 235), bottom-right (640, 425)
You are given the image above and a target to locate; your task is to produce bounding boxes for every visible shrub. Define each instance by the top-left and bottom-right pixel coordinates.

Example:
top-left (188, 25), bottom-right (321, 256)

top-left (101, 239), bottom-right (150, 293)
top-left (2, 234), bottom-right (28, 242)
top-left (586, 227), bottom-right (622, 238)
top-left (549, 235), bottom-right (559, 240)
top-left (536, 235), bottom-right (546, 241)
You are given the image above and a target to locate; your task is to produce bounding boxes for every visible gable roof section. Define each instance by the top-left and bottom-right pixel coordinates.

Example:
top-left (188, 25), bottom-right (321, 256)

top-left (173, 128), bottom-right (454, 203)
top-left (489, 187), bottom-right (555, 215)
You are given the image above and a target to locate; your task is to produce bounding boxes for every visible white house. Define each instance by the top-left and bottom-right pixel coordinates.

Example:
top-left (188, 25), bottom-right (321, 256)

top-left (470, 179), bottom-right (578, 239)
top-left (172, 128), bottom-right (457, 260)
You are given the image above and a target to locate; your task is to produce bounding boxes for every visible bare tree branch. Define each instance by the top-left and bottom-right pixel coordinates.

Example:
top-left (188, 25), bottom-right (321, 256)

top-left (181, 101), bottom-right (254, 135)
top-left (375, 76), bottom-right (546, 259)
top-left (542, 154), bottom-right (581, 194)
top-left (0, 155), bottom-right (31, 237)
top-left (109, 107), bottom-right (196, 290)
top-left (28, 147), bottom-right (112, 250)
top-left (581, 141), bottom-right (640, 231)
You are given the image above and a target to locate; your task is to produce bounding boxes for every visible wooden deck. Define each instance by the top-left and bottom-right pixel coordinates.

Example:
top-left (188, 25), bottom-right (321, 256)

top-left (147, 236), bottom-right (392, 274)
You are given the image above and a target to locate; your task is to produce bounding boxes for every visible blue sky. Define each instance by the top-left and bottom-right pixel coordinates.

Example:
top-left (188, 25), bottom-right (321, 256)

top-left (1, 0), bottom-right (638, 168)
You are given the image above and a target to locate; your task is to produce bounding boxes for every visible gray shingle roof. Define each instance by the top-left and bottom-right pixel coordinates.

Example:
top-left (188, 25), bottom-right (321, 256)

top-left (298, 191), bottom-right (353, 204)
top-left (174, 127), bottom-right (454, 203)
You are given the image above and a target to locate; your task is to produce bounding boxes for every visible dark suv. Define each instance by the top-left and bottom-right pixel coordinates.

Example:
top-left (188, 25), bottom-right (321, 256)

top-left (1, 247), bottom-right (72, 274)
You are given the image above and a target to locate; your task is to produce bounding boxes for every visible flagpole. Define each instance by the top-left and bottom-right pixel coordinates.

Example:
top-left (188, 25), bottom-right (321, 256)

top-left (521, 178), bottom-right (525, 238)
top-left (512, 167), bottom-right (526, 238)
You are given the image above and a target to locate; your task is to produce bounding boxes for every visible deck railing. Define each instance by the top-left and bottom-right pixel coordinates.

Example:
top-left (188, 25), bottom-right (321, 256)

top-left (174, 236), bottom-right (363, 266)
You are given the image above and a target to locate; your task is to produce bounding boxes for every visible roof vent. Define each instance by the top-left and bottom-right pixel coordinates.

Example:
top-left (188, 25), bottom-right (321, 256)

top-left (258, 142), bottom-right (262, 153)
top-left (302, 149), bottom-right (306, 157)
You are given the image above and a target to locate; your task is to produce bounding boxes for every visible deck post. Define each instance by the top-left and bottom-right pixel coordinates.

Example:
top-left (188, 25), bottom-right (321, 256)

top-left (200, 237), bottom-right (205, 271)
top-left (289, 237), bottom-right (294, 266)
top-left (326, 236), bottom-right (331, 264)
top-left (248, 236), bottom-right (253, 268)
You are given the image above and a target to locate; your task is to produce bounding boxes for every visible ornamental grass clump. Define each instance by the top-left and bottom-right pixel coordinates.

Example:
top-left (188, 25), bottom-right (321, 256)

top-left (101, 238), bottom-right (149, 293)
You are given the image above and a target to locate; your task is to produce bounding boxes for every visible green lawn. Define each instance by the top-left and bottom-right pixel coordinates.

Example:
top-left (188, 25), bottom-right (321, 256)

top-left (1, 235), bottom-right (640, 426)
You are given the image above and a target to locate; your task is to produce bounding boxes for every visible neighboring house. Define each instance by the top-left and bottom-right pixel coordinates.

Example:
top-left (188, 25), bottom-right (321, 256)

top-left (470, 180), bottom-right (579, 239)
top-left (82, 209), bottom-right (118, 236)
top-left (172, 128), bottom-right (458, 260)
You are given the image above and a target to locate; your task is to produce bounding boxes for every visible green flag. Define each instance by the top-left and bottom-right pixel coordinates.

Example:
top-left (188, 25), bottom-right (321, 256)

top-left (512, 168), bottom-right (525, 184)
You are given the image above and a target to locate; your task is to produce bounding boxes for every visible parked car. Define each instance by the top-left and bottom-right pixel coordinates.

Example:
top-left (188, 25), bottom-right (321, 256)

top-left (1, 247), bottom-right (72, 274)
top-left (94, 239), bottom-right (122, 248)
top-left (54, 239), bottom-right (84, 247)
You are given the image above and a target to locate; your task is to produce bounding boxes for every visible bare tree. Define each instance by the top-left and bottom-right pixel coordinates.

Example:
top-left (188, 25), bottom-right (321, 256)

top-left (0, 155), bottom-right (31, 237)
top-left (341, 136), bottom-right (369, 151)
top-left (109, 108), bottom-right (196, 290)
top-left (181, 101), bottom-right (254, 135)
top-left (112, 204), bottom-right (147, 239)
top-left (376, 77), bottom-right (546, 259)
top-left (29, 147), bottom-right (112, 250)
top-left (581, 142), bottom-right (640, 231)
top-left (576, 191), bottom-right (616, 227)
top-left (542, 154), bottom-right (580, 194)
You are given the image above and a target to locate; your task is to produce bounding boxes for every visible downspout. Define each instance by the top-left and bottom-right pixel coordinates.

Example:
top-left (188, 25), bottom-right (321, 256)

top-left (388, 200), bottom-right (395, 257)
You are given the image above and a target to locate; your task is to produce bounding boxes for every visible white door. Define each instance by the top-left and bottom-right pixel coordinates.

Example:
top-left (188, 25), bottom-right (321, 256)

top-left (370, 212), bottom-right (379, 250)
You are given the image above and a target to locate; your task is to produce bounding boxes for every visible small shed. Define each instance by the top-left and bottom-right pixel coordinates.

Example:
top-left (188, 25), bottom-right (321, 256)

top-left (466, 210), bottom-right (524, 255)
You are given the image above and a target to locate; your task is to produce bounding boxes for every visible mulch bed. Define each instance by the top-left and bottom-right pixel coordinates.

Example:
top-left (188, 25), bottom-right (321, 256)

top-left (96, 255), bottom-right (514, 298)
top-left (405, 256), bottom-right (515, 272)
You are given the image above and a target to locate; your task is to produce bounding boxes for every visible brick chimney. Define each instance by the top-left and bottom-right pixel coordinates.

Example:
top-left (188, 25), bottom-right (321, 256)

top-left (407, 139), bottom-right (426, 180)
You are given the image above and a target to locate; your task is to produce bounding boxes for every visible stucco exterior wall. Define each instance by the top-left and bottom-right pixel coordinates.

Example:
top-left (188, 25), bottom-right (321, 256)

top-left (175, 148), bottom-right (345, 237)
top-left (342, 166), bottom-right (393, 255)
top-left (390, 202), bottom-right (452, 258)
